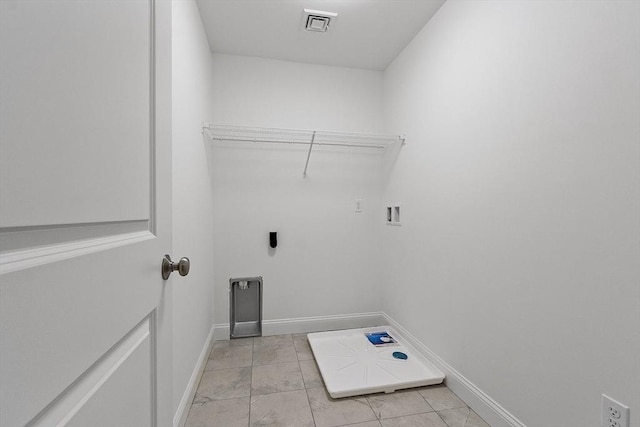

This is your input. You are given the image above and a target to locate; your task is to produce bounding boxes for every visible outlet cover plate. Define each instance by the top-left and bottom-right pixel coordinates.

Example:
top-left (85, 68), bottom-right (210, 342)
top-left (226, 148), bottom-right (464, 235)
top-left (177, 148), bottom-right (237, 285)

top-left (602, 394), bottom-right (629, 427)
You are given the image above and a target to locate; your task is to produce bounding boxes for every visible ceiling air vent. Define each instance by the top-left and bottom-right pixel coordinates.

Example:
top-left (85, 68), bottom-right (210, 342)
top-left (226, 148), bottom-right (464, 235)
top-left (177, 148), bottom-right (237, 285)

top-left (303, 9), bottom-right (337, 32)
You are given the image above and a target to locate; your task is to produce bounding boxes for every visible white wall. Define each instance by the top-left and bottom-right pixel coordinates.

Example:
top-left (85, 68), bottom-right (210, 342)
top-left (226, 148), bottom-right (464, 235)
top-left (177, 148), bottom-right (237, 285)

top-left (210, 54), bottom-right (385, 326)
top-left (382, 1), bottom-right (640, 426)
top-left (171, 0), bottom-right (215, 417)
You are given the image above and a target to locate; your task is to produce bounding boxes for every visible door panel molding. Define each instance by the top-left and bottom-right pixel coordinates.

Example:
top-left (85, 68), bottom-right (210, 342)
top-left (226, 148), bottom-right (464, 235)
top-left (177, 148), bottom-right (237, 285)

top-left (0, 220), bottom-right (150, 252)
top-left (28, 315), bottom-right (155, 427)
top-left (0, 229), bottom-right (154, 275)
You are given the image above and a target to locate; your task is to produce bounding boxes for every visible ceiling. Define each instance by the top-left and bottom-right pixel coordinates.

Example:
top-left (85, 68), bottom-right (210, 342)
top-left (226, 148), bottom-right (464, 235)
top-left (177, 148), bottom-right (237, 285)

top-left (195, 0), bottom-right (446, 71)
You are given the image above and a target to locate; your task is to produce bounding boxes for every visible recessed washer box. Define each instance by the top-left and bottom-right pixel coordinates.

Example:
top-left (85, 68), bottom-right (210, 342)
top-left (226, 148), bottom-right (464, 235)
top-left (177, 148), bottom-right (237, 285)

top-left (229, 277), bottom-right (263, 339)
top-left (308, 327), bottom-right (445, 398)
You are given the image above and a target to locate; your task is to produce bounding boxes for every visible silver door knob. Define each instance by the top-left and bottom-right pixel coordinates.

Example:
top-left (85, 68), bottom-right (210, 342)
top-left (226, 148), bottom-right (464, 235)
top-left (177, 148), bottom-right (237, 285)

top-left (161, 254), bottom-right (190, 280)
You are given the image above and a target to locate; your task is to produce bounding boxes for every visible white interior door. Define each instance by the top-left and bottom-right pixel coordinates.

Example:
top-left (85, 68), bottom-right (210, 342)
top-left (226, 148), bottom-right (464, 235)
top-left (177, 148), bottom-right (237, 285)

top-left (0, 1), bottom-right (173, 426)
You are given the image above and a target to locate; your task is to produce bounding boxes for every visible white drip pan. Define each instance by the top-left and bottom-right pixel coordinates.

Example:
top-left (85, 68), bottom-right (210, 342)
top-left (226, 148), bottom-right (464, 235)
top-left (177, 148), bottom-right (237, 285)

top-left (307, 326), bottom-right (445, 398)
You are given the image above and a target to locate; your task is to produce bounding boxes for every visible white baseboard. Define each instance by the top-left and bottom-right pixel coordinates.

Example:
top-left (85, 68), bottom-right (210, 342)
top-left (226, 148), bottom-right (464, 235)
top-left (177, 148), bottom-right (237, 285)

top-left (213, 311), bottom-right (385, 341)
top-left (173, 324), bottom-right (215, 427)
top-left (381, 313), bottom-right (526, 427)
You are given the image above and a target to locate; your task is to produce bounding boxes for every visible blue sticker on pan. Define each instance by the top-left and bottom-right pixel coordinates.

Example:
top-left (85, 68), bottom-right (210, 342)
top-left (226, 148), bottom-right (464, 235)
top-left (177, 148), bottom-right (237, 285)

top-left (392, 351), bottom-right (408, 360)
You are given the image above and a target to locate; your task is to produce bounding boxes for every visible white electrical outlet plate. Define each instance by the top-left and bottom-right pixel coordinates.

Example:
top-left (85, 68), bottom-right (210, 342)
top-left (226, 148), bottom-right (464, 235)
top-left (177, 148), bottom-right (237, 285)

top-left (355, 198), bottom-right (362, 213)
top-left (602, 394), bottom-right (629, 427)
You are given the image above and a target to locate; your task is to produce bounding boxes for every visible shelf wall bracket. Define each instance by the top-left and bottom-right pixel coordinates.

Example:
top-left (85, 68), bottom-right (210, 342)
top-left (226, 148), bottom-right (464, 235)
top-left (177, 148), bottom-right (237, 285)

top-left (303, 131), bottom-right (317, 178)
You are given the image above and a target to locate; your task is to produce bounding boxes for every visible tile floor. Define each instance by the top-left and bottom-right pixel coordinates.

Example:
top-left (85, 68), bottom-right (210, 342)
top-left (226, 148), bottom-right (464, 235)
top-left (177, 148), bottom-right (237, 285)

top-left (185, 334), bottom-right (491, 427)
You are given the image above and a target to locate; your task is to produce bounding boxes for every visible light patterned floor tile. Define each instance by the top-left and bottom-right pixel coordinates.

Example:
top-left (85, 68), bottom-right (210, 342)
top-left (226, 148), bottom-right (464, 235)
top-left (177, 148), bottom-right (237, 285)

top-left (366, 390), bottom-right (434, 420)
top-left (185, 397), bottom-right (250, 427)
top-left (307, 387), bottom-right (378, 427)
top-left (250, 389), bottom-right (314, 427)
top-left (194, 367), bottom-right (251, 401)
top-left (253, 342), bottom-right (298, 365)
top-left (292, 333), bottom-right (309, 342)
top-left (337, 422), bottom-right (382, 427)
top-left (254, 334), bottom-right (293, 348)
top-left (380, 412), bottom-right (448, 427)
top-left (212, 337), bottom-right (254, 348)
top-left (294, 338), bottom-right (315, 361)
top-left (437, 407), bottom-right (490, 427)
top-left (418, 385), bottom-right (466, 412)
top-left (251, 361), bottom-right (304, 395)
top-left (299, 359), bottom-right (324, 389)
top-left (207, 345), bottom-right (253, 370)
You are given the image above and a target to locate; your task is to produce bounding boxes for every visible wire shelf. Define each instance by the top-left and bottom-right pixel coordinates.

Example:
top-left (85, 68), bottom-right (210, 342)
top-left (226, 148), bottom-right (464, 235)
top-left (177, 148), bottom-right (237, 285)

top-left (202, 123), bottom-right (405, 176)
top-left (202, 124), bottom-right (404, 149)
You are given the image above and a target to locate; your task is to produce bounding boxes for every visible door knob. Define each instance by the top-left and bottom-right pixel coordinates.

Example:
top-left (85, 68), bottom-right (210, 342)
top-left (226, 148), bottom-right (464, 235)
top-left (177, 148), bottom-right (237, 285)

top-left (161, 254), bottom-right (190, 280)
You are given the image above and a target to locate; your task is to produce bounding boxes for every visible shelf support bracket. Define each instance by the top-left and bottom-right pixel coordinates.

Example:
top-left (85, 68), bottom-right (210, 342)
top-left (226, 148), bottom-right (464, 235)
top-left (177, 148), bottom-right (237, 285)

top-left (303, 131), bottom-right (316, 178)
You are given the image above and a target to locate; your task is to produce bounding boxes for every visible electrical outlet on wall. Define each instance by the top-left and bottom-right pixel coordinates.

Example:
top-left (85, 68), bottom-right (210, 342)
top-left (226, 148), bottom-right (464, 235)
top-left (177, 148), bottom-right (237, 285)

top-left (602, 394), bottom-right (629, 427)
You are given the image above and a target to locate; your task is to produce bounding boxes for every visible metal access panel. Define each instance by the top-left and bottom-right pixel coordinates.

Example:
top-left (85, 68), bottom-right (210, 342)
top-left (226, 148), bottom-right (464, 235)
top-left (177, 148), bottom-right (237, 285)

top-left (229, 276), bottom-right (263, 339)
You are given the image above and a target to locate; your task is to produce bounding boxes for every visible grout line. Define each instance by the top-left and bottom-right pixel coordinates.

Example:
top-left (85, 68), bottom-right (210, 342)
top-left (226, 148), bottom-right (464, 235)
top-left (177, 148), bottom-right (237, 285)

top-left (249, 386), bottom-right (307, 398)
top-left (192, 394), bottom-right (253, 403)
top-left (248, 338), bottom-right (254, 427)
top-left (377, 410), bottom-right (439, 422)
top-left (298, 336), bottom-right (318, 427)
top-left (434, 408), bottom-right (455, 427)
top-left (363, 395), bottom-right (379, 420)
top-left (338, 421), bottom-right (383, 427)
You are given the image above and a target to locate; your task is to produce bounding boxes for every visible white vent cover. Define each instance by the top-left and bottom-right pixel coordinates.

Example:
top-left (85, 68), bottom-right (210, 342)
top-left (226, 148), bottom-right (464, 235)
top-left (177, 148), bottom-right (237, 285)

top-left (303, 9), bottom-right (337, 32)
